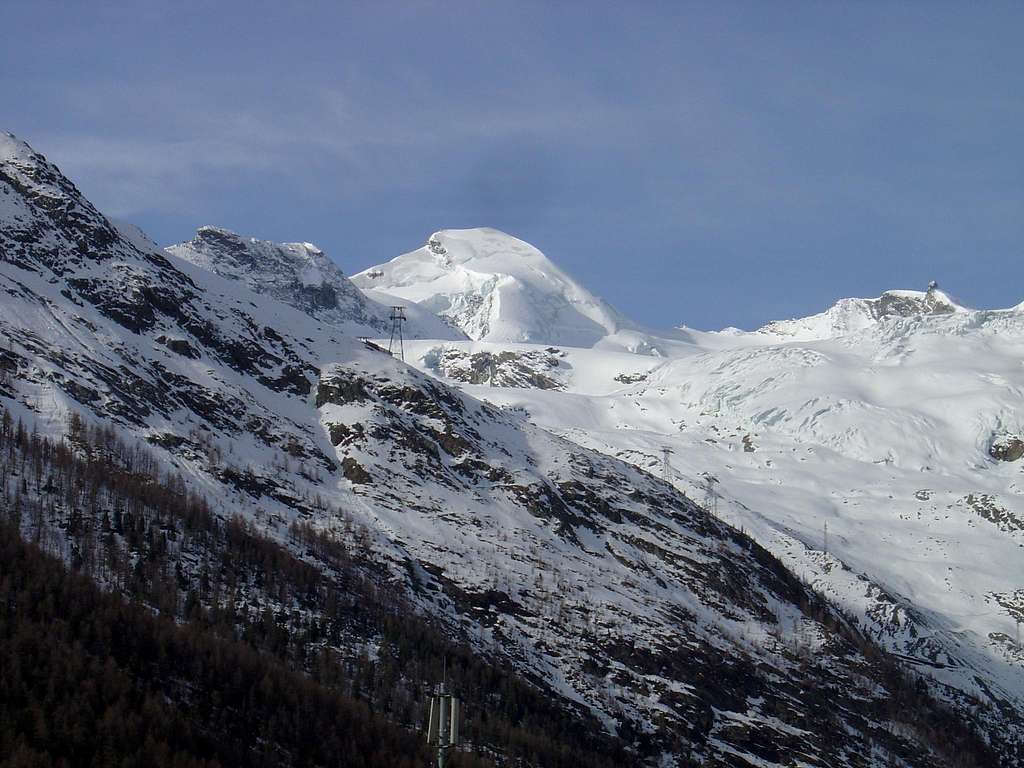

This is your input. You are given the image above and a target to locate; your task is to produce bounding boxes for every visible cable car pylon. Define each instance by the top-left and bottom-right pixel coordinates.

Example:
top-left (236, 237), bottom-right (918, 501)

top-left (426, 660), bottom-right (461, 767)
top-left (388, 306), bottom-right (407, 361)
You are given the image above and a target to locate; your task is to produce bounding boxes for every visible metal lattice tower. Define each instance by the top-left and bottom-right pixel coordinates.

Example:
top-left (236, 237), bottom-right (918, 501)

top-left (701, 472), bottom-right (720, 516)
top-left (661, 446), bottom-right (673, 483)
top-left (388, 306), bottom-right (407, 361)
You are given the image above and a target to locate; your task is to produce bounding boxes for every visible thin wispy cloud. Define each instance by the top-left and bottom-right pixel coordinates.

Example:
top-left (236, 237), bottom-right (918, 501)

top-left (29, 74), bottom-right (633, 217)
top-left (2, 0), bottom-right (1021, 328)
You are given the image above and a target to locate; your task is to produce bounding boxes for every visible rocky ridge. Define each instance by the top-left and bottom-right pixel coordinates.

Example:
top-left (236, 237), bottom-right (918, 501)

top-left (752, 284), bottom-right (968, 342)
top-left (168, 226), bottom-right (464, 341)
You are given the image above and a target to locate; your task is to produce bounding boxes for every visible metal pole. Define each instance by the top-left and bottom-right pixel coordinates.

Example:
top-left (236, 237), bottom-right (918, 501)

top-left (426, 663), bottom-right (460, 768)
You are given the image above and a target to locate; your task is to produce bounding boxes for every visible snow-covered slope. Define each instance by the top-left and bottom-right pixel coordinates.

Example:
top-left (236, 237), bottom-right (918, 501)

top-left (168, 226), bottom-right (464, 341)
top-left (751, 284), bottom-right (967, 342)
top-left (401, 293), bottom-right (1024, 757)
top-left (351, 228), bottom-right (628, 346)
top-left (1, 130), bottom-right (1005, 766)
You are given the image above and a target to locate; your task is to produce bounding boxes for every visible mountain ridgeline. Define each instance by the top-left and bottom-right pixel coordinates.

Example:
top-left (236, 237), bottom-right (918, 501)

top-left (0, 130), bottom-right (1016, 766)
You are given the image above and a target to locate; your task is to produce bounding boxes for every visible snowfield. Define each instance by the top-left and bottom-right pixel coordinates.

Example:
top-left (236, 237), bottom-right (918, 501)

top-left (360, 230), bottom-right (1024, 736)
top-left (351, 228), bottom-right (629, 346)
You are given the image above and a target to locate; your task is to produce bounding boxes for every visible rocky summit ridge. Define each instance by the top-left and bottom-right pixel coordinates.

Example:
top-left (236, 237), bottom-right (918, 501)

top-left (167, 225), bottom-right (464, 341)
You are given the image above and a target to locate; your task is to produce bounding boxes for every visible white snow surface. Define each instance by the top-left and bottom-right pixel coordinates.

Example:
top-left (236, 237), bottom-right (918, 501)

top-left (351, 228), bottom-right (629, 346)
top-left (747, 287), bottom-right (969, 342)
top-left (383, 260), bottom-right (1024, 728)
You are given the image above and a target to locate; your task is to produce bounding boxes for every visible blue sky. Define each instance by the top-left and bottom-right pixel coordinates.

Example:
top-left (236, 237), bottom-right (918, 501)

top-left (3, 1), bottom-right (1022, 330)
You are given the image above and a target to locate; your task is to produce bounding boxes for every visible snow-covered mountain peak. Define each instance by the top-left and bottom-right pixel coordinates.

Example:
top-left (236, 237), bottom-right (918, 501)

top-left (1, 132), bottom-right (87, 209)
top-left (873, 284), bottom-right (965, 316)
top-left (754, 283), bottom-right (970, 341)
top-left (2, 131), bottom-right (77, 209)
top-left (0, 131), bottom-right (34, 165)
top-left (167, 227), bottom-right (462, 340)
top-left (173, 225), bottom-right (331, 278)
top-left (1, 131), bottom-right (162, 279)
top-left (168, 225), bottom-right (381, 330)
top-left (0, 132), bottom-right (63, 178)
top-left (352, 227), bottom-right (629, 346)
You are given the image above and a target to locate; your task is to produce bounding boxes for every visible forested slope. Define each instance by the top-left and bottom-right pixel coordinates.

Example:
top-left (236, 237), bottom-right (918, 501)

top-left (0, 408), bottom-right (631, 768)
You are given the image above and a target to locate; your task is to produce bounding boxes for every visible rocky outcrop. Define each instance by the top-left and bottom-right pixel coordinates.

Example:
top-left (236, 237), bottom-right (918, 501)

top-left (168, 226), bottom-right (391, 334)
top-left (427, 346), bottom-right (567, 390)
top-left (991, 434), bottom-right (1024, 462)
top-left (341, 456), bottom-right (371, 484)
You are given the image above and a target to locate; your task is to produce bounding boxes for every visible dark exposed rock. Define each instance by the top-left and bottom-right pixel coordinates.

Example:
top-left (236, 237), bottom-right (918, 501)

top-left (297, 282), bottom-right (338, 310)
top-left (990, 435), bottom-right (1024, 462)
top-left (317, 379), bottom-right (368, 407)
top-left (434, 425), bottom-right (469, 457)
top-left (263, 363), bottom-right (313, 396)
top-left (67, 276), bottom-right (159, 333)
top-left (156, 335), bottom-right (200, 359)
top-left (49, 375), bottom-right (100, 405)
top-left (613, 371), bottom-right (647, 385)
top-left (378, 381), bottom-right (464, 418)
top-left (326, 422), bottom-right (351, 446)
top-left (192, 226), bottom-right (254, 263)
top-left (875, 285), bottom-right (957, 318)
top-left (342, 456), bottom-right (371, 484)
top-left (146, 432), bottom-right (186, 449)
top-left (431, 347), bottom-right (566, 390)
top-left (962, 493), bottom-right (1024, 533)
top-left (219, 466), bottom-right (277, 498)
